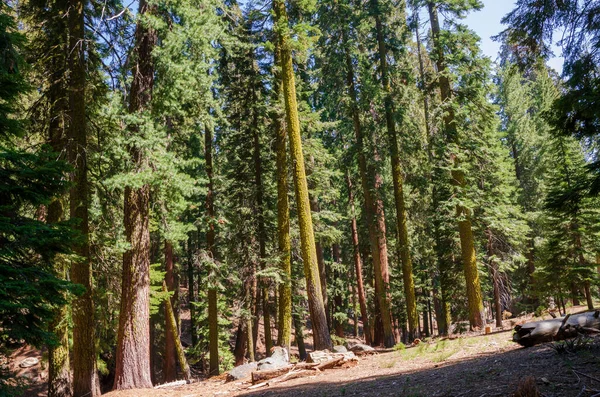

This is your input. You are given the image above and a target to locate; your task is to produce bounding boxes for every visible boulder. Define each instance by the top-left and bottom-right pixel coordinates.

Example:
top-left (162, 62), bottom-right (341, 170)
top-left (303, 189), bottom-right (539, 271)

top-left (226, 362), bottom-right (257, 382)
top-left (349, 343), bottom-right (374, 353)
top-left (332, 345), bottom-right (348, 353)
top-left (257, 347), bottom-right (289, 371)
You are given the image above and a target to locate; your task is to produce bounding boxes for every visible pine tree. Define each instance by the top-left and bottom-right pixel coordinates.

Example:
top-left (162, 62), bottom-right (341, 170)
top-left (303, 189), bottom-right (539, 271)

top-left (427, 0), bottom-right (485, 330)
top-left (273, 0), bottom-right (332, 350)
top-left (0, 4), bottom-right (76, 394)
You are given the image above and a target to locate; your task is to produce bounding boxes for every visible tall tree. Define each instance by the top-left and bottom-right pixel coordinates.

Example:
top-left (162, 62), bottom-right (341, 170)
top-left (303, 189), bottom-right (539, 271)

top-left (370, 0), bottom-right (416, 344)
top-left (113, 0), bottom-right (157, 388)
top-left (67, 0), bottom-right (100, 394)
top-left (428, 1), bottom-right (485, 330)
top-left (273, 0), bottom-right (332, 350)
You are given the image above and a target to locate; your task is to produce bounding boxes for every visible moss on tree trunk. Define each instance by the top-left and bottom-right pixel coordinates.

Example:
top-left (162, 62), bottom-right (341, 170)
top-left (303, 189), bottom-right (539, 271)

top-left (274, 0), bottom-right (332, 351)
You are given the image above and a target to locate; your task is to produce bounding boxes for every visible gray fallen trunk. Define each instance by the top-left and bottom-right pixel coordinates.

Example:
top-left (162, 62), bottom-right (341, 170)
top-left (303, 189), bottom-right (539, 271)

top-left (513, 310), bottom-right (600, 347)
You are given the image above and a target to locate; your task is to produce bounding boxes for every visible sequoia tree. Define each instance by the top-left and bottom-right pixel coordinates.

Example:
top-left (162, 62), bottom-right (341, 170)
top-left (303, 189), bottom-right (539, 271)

top-left (114, 0), bottom-right (156, 388)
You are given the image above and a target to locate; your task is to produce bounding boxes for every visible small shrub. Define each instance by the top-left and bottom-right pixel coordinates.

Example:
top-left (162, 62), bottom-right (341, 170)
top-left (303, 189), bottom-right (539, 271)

top-left (534, 306), bottom-right (547, 318)
top-left (393, 342), bottom-right (406, 351)
top-left (330, 334), bottom-right (347, 347)
top-left (551, 336), bottom-right (593, 354)
top-left (434, 339), bottom-right (447, 351)
top-left (513, 376), bottom-right (541, 397)
top-left (379, 359), bottom-right (396, 369)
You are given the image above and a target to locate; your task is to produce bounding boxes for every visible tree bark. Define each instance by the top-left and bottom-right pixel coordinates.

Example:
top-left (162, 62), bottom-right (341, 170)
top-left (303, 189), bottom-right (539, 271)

top-left (253, 108), bottom-right (272, 355)
top-left (68, 0), bottom-right (99, 394)
top-left (273, 0), bottom-right (332, 350)
top-left (164, 242), bottom-right (177, 382)
top-left (188, 233), bottom-right (197, 347)
top-left (428, 1), bottom-right (484, 330)
top-left (272, 33), bottom-right (293, 353)
top-left (46, 32), bottom-right (71, 396)
top-left (346, 172), bottom-right (371, 345)
top-left (114, 0), bottom-right (156, 388)
top-left (205, 125), bottom-right (220, 376)
top-left (513, 310), bottom-right (600, 347)
top-left (311, 196), bottom-right (330, 330)
top-left (47, 201), bottom-right (72, 397)
top-left (487, 230), bottom-right (503, 328)
top-left (293, 314), bottom-right (307, 361)
top-left (371, 0), bottom-right (415, 344)
top-left (162, 282), bottom-right (191, 380)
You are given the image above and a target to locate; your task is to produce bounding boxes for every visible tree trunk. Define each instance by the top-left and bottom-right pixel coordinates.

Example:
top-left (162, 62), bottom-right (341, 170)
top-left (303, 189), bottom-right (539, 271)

top-left (513, 310), bottom-right (600, 347)
top-left (252, 94), bottom-right (272, 356)
top-left (584, 281), bottom-right (594, 310)
top-left (272, 33), bottom-right (292, 353)
top-left (294, 314), bottom-right (307, 361)
top-left (274, 0), bottom-right (332, 350)
top-left (414, 1), bottom-right (451, 337)
top-left (371, 0), bottom-right (416, 344)
top-left (164, 242), bottom-right (177, 382)
top-left (68, 0), bottom-right (99, 394)
top-left (342, 30), bottom-right (391, 348)
top-left (597, 254), bottom-right (600, 297)
top-left (311, 196), bottom-right (330, 330)
top-left (205, 125), bottom-right (220, 376)
top-left (46, 38), bottom-right (71, 396)
top-left (487, 230), bottom-right (503, 328)
top-left (114, 0), bottom-right (156, 389)
top-left (428, 1), bottom-right (484, 330)
top-left (571, 282), bottom-right (581, 306)
top-left (47, 202), bottom-right (72, 397)
top-left (234, 323), bottom-right (246, 366)
top-left (346, 172), bottom-right (371, 345)
top-left (162, 282), bottom-right (191, 380)
top-left (188, 233), bottom-right (197, 347)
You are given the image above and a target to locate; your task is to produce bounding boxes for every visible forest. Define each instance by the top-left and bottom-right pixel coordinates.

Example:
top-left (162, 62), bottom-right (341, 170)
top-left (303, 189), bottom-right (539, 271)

top-left (1, 0), bottom-right (600, 395)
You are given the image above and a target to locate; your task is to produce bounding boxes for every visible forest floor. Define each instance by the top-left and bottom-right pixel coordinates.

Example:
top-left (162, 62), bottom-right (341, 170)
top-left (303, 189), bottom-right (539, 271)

top-left (103, 328), bottom-right (600, 397)
top-left (14, 305), bottom-right (600, 397)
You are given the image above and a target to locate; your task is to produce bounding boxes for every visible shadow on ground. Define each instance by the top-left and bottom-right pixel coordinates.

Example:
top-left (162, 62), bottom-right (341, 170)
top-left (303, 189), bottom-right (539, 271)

top-left (239, 340), bottom-right (600, 397)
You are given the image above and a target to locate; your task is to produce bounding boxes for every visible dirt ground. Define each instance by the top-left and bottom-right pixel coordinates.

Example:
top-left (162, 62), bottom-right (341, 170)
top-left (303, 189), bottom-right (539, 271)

top-left (11, 307), bottom-right (600, 397)
top-left (100, 330), bottom-right (600, 397)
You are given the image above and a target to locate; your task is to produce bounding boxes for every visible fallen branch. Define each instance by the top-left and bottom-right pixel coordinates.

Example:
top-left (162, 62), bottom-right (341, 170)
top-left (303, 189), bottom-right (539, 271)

top-left (572, 370), bottom-right (600, 384)
top-left (154, 379), bottom-right (194, 389)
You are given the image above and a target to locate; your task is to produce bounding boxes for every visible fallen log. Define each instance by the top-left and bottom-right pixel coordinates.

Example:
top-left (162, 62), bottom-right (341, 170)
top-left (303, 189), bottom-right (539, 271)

top-left (251, 365), bottom-right (294, 384)
top-left (513, 310), bottom-right (600, 347)
top-left (314, 357), bottom-right (344, 371)
top-left (307, 350), bottom-right (356, 363)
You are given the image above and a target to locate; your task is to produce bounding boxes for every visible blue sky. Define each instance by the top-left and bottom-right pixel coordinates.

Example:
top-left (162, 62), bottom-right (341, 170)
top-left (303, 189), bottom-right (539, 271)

top-left (463, 0), bottom-right (564, 71)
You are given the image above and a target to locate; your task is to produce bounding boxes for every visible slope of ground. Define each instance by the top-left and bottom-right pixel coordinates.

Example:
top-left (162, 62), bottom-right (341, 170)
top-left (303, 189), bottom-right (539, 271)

top-left (105, 330), bottom-right (600, 397)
